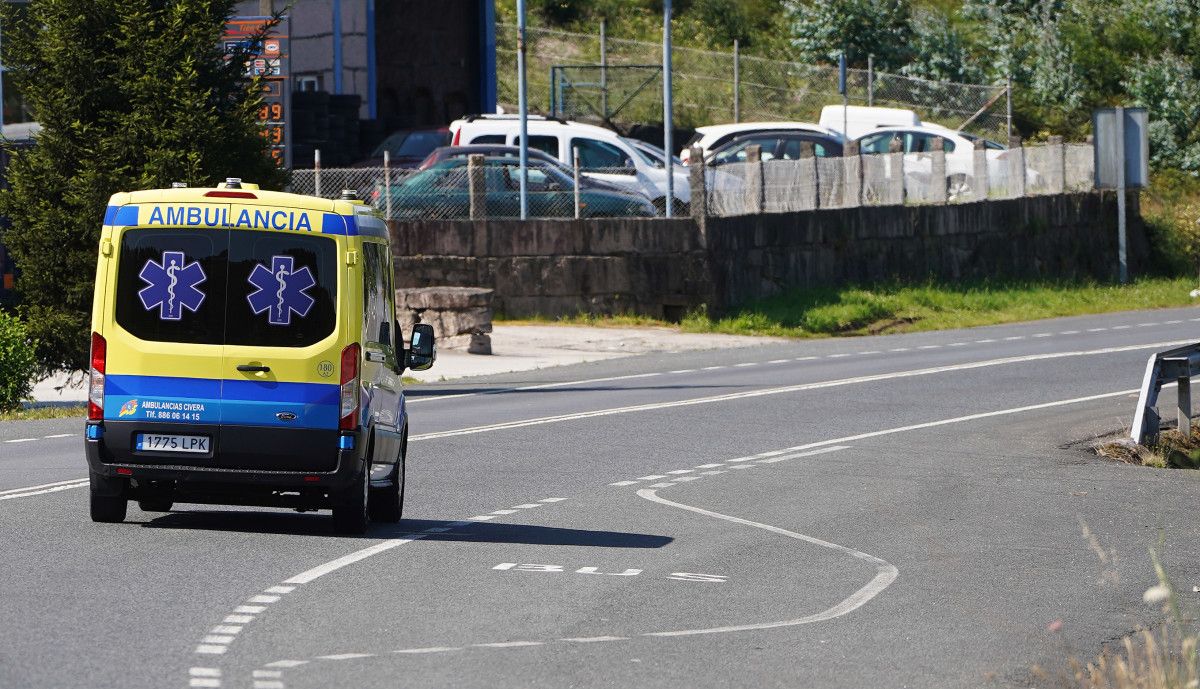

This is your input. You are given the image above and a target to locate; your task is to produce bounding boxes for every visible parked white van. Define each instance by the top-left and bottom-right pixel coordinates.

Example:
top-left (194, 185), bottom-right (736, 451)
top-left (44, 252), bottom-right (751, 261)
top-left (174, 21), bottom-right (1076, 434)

top-left (818, 105), bottom-right (921, 139)
top-left (448, 115), bottom-right (689, 213)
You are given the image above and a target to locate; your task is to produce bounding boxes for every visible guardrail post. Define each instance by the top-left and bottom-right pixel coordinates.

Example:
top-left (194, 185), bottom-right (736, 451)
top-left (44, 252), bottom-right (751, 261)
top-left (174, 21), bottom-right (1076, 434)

top-left (1008, 136), bottom-right (1025, 198)
top-left (843, 140), bottom-right (862, 208)
top-left (1180, 375), bottom-right (1192, 437)
top-left (746, 144), bottom-right (764, 215)
top-left (799, 141), bottom-right (818, 210)
top-left (468, 153), bottom-right (486, 220)
top-left (930, 137), bottom-right (947, 204)
top-left (688, 146), bottom-right (707, 225)
top-left (973, 139), bottom-right (988, 201)
top-left (1047, 135), bottom-right (1065, 194)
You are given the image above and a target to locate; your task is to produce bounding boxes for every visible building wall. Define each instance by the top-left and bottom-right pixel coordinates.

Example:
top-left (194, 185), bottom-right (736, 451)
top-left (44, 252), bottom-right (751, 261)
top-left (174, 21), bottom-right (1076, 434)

top-left (389, 193), bottom-right (1147, 319)
top-left (234, 0), bottom-right (371, 118)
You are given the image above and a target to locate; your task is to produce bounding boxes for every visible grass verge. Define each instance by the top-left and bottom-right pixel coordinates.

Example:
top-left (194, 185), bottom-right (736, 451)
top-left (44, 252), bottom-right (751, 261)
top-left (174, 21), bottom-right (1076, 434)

top-left (499, 277), bottom-right (1198, 338)
top-left (0, 403), bottom-right (86, 422)
top-left (1096, 428), bottom-right (1200, 469)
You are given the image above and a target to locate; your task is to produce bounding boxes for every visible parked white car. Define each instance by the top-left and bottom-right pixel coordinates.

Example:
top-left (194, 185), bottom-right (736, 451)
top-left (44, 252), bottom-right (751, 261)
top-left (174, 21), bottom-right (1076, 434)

top-left (448, 114), bottom-right (689, 212)
top-left (854, 124), bottom-right (1027, 198)
top-left (818, 105), bottom-right (921, 140)
top-left (679, 121), bottom-right (843, 165)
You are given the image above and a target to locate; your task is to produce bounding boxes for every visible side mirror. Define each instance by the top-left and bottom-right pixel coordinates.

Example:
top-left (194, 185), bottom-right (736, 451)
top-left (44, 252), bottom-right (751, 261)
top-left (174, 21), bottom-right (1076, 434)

top-left (406, 323), bottom-right (436, 371)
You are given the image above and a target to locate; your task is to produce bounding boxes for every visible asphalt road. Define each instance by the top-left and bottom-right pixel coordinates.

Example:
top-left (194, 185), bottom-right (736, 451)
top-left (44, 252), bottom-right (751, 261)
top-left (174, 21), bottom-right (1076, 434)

top-left (4, 307), bottom-right (1200, 688)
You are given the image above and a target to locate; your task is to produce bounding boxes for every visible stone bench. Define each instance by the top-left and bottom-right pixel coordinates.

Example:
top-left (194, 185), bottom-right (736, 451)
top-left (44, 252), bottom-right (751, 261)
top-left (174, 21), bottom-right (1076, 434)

top-left (395, 286), bottom-right (493, 354)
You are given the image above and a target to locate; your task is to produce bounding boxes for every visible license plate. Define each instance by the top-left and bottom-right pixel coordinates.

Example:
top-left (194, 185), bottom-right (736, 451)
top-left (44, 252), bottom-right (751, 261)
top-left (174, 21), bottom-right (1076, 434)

top-left (135, 433), bottom-right (210, 454)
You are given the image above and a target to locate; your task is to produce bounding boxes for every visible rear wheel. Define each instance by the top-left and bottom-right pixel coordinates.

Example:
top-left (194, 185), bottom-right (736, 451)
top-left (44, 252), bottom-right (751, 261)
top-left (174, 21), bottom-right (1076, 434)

top-left (333, 463), bottom-right (370, 535)
top-left (369, 437), bottom-right (405, 523)
top-left (89, 474), bottom-right (128, 523)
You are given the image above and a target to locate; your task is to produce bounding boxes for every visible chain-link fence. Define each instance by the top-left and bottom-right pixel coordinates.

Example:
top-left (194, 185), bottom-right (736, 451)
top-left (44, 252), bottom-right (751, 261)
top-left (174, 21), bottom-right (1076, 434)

top-left (704, 141), bottom-right (1095, 218)
top-left (498, 22), bottom-right (1011, 141)
top-left (290, 160), bottom-right (658, 220)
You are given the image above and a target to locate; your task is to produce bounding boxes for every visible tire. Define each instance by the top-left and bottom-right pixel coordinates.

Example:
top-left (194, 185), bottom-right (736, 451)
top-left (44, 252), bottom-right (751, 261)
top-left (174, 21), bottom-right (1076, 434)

top-left (369, 437), bottom-right (405, 524)
top-left (137, 499), bottom-right (173, 513)
top-left (332, 463), bottom-right (370, 535)
top-left (89, 474), bottom-right (128, 523)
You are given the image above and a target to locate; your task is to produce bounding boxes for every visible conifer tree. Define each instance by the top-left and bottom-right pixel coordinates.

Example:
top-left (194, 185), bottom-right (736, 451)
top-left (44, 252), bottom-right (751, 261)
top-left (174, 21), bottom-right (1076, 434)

top-left (0, 0), bottom-right (285, 373)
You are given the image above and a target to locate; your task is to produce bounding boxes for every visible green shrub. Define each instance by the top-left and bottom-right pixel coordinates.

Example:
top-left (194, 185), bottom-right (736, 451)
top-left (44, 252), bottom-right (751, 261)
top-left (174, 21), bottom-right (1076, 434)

top-left (0, 311), bottom-right (37, 412)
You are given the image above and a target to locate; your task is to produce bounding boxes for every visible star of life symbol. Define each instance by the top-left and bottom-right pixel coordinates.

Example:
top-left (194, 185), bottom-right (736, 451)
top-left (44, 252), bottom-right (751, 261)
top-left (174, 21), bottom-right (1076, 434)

top-left (247, 255), bottom-right (316, 326)
top-left (138, 251), bottom-right (206, 321)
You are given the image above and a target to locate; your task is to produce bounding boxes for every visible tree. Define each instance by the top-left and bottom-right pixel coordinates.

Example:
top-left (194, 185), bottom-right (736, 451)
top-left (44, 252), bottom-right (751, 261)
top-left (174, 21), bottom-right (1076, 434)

top-left (787, 0), bottom-right (913, 70)
top-left (0, 0), bottom-right (286, 374)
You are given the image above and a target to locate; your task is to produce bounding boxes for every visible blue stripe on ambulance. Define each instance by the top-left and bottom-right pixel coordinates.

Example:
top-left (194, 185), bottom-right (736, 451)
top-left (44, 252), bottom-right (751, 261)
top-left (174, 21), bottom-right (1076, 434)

top-left (104, 374), bottom-right (339, 429)
top-left (103, 206), bottom-right (140, 226)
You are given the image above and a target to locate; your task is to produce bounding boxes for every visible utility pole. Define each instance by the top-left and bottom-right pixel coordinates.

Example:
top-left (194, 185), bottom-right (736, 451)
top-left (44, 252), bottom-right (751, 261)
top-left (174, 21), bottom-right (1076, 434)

top-left (517, 0), bottom-right (529, 219)
top-left (258, 0), bottom-right (273, 15)
top-left (663, 0), bottom-right (674, 218)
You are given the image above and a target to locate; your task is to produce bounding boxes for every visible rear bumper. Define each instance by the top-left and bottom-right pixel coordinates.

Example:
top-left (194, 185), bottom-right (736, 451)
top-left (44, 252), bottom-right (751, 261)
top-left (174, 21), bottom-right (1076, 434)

top-left (85, 420), bottom-right (364, 494)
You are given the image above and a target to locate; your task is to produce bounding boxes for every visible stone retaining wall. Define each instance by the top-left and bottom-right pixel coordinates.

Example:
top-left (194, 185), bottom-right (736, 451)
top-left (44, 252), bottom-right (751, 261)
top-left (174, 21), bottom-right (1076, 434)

top-left (389, 191), bottom-right (1145, 318)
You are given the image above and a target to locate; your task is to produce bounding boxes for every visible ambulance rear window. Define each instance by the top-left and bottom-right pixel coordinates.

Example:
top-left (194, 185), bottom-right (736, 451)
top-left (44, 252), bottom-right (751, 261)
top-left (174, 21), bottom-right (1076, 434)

top-left (114, 228), bottom-right (336, 347)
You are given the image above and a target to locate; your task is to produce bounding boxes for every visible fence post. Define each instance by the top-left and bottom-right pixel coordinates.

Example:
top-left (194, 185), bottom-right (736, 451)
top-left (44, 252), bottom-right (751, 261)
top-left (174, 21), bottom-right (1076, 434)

top-left (799, 141), bottom-right (818, 210)
top-left (689, 147), bottom-right (707, 228)
top-left (929, 137), bottom-right (947, 204)
top-left (314, 148), bottom-right (322, 197)
top-left (867, 54), bottom-right (874, 107)
top-left (1006, 74), bottom-right (1013, 140)
top-left (600, 19), bottom-right (608, 120)
top-left (973, 139), bottom-right (989, 201)
top-left (844, 140), bottom-right (862, 208)
top-left (468, 153), bottom-right (486, 219)
top-left (383, 150), bottom-right (392, 220)
top-left (573, 146), bottom-right (581, 219)
top-left (887, 136), bottom-right (904, 206)
top-left (1047, 135), bottom-right (1065, 194)
top-left (746, 144), bottom-right (763, 215)
top-left (1008, 136), bottom-right (1025, 198)
top-left (733, 39), bottom-right (740, 123)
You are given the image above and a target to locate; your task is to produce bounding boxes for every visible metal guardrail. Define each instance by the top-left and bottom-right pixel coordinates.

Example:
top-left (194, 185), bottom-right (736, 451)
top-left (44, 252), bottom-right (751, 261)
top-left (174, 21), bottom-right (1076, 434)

top-left (1130, 343), bottom-right (1200, 444)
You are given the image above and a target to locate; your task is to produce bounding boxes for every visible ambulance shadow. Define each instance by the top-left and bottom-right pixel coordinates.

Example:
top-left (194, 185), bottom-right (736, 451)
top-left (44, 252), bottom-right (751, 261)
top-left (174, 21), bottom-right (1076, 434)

top-left (141, 512), bottom-right (672, 548)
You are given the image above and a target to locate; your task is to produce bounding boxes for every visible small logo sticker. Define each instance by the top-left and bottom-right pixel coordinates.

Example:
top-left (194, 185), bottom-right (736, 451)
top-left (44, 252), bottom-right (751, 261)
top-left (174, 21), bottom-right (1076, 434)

top-left (246, 255), bottom-right (316, 326)
top-left (316, 360), bottom-right (334, 378)
top-left (118, 399), bottom-right (138, 417)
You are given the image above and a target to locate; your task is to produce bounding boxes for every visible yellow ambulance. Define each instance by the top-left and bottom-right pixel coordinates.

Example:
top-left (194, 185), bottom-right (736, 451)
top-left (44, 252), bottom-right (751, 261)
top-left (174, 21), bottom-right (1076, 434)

top-left (84, 179), bottom-right (434, 534)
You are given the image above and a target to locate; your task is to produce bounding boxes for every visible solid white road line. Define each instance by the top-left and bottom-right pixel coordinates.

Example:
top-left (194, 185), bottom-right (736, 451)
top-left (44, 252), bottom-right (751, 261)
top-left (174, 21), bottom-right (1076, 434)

top-left (0, 478), bottom-right (88, 496)
top-left (636, 488), bottom-right (898, 636)
top-left (409, 339), bottom-right (1193, 443)
top-left (284, 536), bottom-right (425, 585)
top-left (408, 372), bottom-right (665, 405)
top-left (0, 479), bottom-right (89, 501)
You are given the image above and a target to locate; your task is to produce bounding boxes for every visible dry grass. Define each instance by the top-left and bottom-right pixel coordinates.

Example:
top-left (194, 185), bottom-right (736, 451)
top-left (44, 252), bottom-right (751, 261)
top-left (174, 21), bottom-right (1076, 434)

top-left (1096, 429), bottom-right (1200, 469)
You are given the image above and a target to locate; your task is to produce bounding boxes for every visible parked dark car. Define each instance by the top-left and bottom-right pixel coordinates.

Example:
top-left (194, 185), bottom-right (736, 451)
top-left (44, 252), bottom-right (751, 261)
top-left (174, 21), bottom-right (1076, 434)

top-left (384, 157), bottom-right (658, 219)
top-left (707, 131), bottom-right (844, 166)
top-left (353, 127), bottom-right (450, 168)
top-left (416, 145), bottom-right (646, 198)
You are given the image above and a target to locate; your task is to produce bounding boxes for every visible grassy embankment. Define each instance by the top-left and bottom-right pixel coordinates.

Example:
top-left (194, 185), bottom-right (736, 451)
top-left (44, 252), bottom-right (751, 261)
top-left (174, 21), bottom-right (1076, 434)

top-left (0, 404), bottom-right (86, 422)
top-left (503, 276), bottom-right (1199, 337)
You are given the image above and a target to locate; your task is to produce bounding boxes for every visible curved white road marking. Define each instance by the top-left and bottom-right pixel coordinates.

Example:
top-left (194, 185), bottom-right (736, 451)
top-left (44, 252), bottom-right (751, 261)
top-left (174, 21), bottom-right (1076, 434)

top-left (409, 339), bottom-right (1192, 442)
top-left (0, 478), bottom-right (88, 501)
top-left (636, 487), bottom-right (898, 636)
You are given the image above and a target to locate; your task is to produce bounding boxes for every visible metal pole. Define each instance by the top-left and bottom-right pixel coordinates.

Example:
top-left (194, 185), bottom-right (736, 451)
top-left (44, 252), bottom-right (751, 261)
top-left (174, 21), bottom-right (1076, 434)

top-left (1006, 74), bottom-right (1013, 139)
top-left (517, 0), bottom-right (529, 219)
top-left (1179, 375), bottom-right (1192, 437)
top-left (1116, 105), bottom-right (1128, 284)
top-left (332, 0), bottom-right (343, 94)
top-left (366, 0), bottom-right (377, 118)
top-left (600, 19), bottom-right (608, 121)
top-left (663, 0), bottom-right (674, 218)
top-left (383, 150), bottom-right (391, 220)
top-left (867, 54), bottom-right (874, 106)
top-left (573, 146), bottom-right (581, 219)
top-left (733, 39), bottom-right (740, 123)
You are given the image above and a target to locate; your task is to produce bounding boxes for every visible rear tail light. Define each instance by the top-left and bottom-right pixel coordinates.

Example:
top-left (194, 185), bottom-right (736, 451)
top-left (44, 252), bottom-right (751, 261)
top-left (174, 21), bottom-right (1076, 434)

top-left (680, 148), bottom-right (691, 166)
top-left (88, 332), bottom-right (106, 421)
top-left (339, 343), bottom-right (361, 431)
top-left (451, 127), bottom-right (461, 146)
